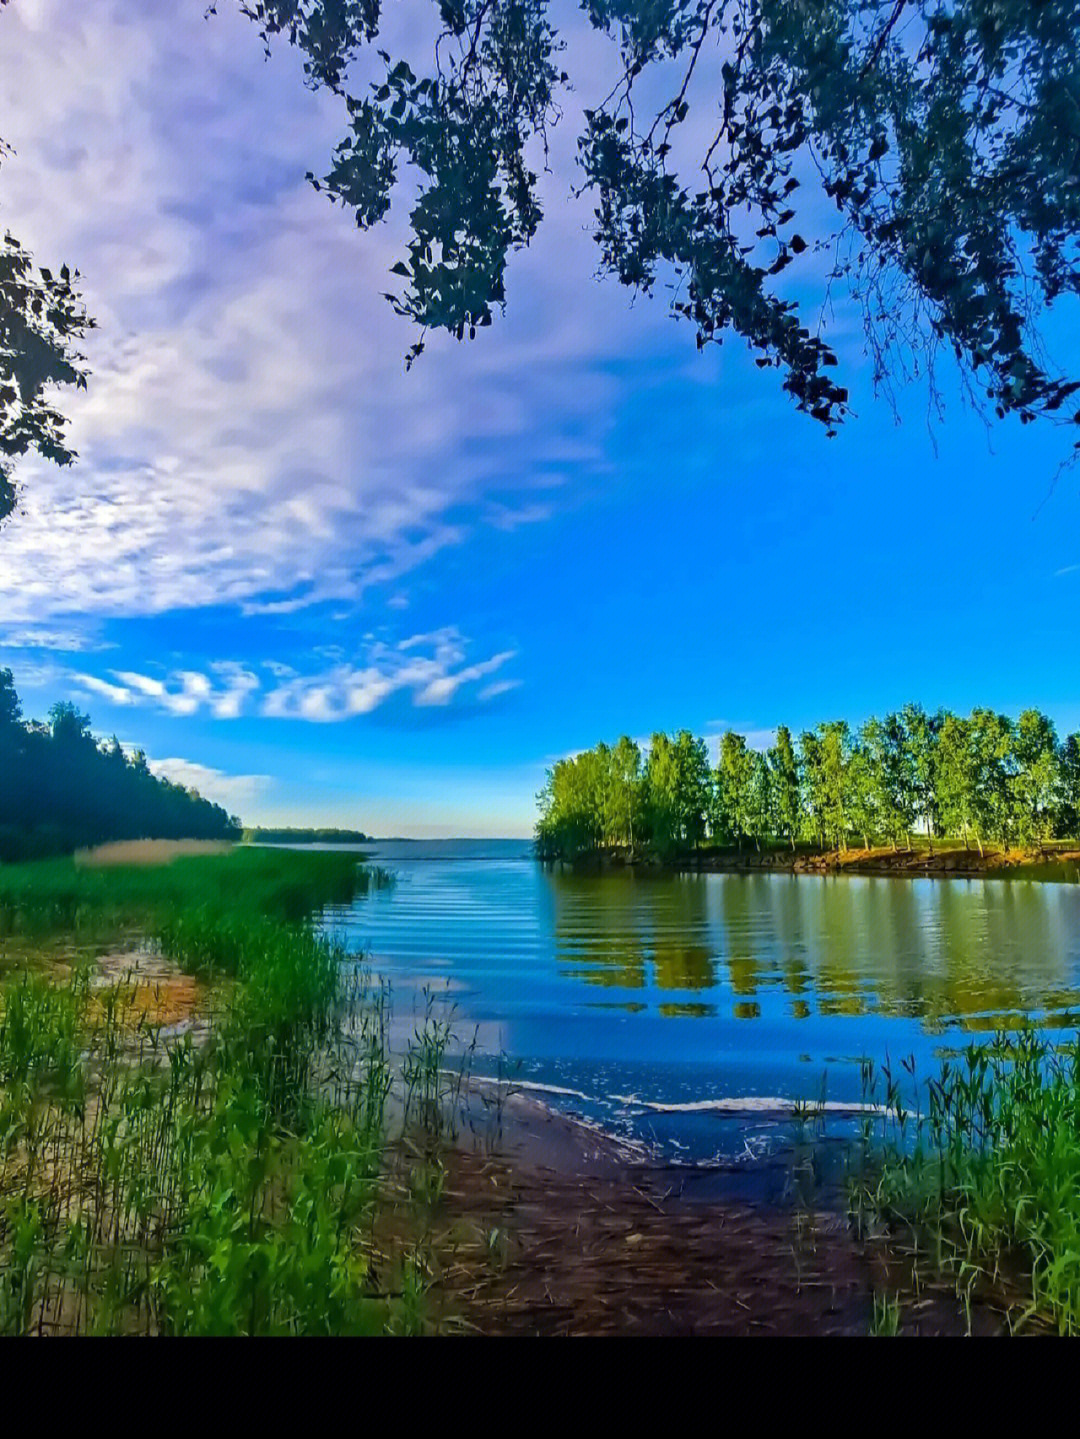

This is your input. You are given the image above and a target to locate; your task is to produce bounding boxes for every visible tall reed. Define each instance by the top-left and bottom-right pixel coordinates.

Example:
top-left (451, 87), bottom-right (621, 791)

top-left (0, 852), bottom-right (413, 1334)
top-left (855, 1031), bottom-right (1080, 1334)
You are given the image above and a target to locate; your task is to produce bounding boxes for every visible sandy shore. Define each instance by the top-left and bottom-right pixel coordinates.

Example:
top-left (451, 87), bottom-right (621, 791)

top-left (412, 1082), bottom-right (1017, 1336)
top-left (566, 843), bottom-right (1080, 881)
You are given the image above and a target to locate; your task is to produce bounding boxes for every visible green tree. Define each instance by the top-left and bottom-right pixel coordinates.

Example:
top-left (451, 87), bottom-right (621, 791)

top-left (0, 666), bottom-right (20, 729)
top-left (819, 720), bottom-right (853, 852)
top-left (1058, 734), bottom-right (1080, 839)
top-left (606, 734), bottom-right (644, 851)
top-left (745, 751), bottom-right (773, 851)
top-left (0, 672), bottom-right (241, 860)
top-left (766, 725), bottom-right (800, 851)
top-left (643, 733), bottom-right (682, 859)
top-left (969, 709), bottom-right (1015, 852)
top-left (1011, 709), bottom-right (1060, 849)
top-left (936, 711), bottom-right (982, 853)
top-left (859, 716), bottom-right (909, 851)
top-left (797, 729), bottom-right (826, 850)
top-left (672, 730), bottom-right (711, 849)
top-left (262, 0), bottom-right (1080, 445)
top-left (715, 731), bottom-right (755, 849)
top-left (898, 703), bottom-right (941, 852)
top-left (846, 737), bottom-right (877, 851)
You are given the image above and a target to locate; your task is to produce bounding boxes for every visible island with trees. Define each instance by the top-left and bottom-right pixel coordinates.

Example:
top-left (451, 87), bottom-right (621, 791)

top-left (536, 703), bottom-right (1080, 874)
top-left (241, 827), bottom-right (370, 846)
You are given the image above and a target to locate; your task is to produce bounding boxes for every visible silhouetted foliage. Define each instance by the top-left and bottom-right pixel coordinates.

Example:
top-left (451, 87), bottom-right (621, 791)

top-left (245, 0), bottom-right (1080, 441)
top-left (0, 669), bottom-right (241, 861)
top-left (0, 0), bottom-right (93, 523)
top-left (2, 1), bottom-right (1078, 519)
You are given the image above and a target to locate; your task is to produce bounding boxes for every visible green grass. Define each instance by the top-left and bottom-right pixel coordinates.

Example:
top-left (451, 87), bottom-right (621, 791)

top-left (856, 1032), bottom-right (1080, 1334)
top-left (0, 849), bottom-right (440, 1335)
top-left (870, 1292), bottom-right (901, 1336)
top-left (0, 847), bottom-right (390, 935)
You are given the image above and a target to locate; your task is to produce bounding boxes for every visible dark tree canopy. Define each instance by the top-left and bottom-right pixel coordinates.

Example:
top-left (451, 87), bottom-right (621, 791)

top-left (2, 0), bottom-right (1079, 521)
top-left (0, 669), bottom-right (242, 861)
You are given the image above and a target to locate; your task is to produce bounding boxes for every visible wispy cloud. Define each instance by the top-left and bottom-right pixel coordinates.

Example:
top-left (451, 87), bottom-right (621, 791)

top-left (477, 679), bottom-right (522, 702)
top-left (0, 626), bottom-right (112, 653)
top-left (0, 0), bottom-right (650, 630)
top-left (74, 673), bottom-right (136, 706)
top-left (105, 667), bottom-right (260, 719)
top-left (69, 628), bottom-right (517, 723)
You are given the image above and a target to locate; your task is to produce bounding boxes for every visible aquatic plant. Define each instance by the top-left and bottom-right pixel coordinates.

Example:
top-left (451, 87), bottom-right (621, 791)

top-left (856, 1032), bottom-right (1080, 1334)
top-left (0, 847), bottom-right (391, 936)
top-left (0, 851), bottom-right (430, 1334)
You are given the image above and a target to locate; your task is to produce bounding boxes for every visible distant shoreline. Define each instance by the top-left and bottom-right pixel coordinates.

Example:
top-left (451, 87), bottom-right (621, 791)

top-left (241, 827), bottom-right (370, 845)
top-left (548, 843), bottom-right (1080, 882)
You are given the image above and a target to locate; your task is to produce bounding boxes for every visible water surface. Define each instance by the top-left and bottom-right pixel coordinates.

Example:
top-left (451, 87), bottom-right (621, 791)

top-left (325, 840), bottom-right (1080, 1164)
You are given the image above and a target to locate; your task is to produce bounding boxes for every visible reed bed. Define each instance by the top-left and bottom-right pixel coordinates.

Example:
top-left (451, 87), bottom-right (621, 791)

top-left (0, 850), bottom-right (452, 1335)
top-left (0, 847), bottom-right (391, 936)
top-left (855, 1032), bottom-right (1080, 1334)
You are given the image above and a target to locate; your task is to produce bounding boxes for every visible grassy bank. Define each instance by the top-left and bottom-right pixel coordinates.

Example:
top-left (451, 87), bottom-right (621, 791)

top-left (856, 1034), bottom-right (1080, 1334)
top-left (0, 845), bottom-right (382, 936)
top-left (0, 848), bottom-right (431, 1335)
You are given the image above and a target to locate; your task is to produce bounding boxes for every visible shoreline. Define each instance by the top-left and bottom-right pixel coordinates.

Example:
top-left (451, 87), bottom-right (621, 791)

top-left (548, 843), bottom-right (1080, 882)
top-left (419, 1080), bottom-right (1014, 1336)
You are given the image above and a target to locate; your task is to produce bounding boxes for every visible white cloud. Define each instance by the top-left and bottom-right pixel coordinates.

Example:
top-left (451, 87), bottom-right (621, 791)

top-left (68, 627), bottom-right (516, 722)
top-left (73, 672), bottom-right (135, 706)
top-left (0, 0), bottom-right (655, 629)
top-left (0, 626), bottom-right (111, 652)
top-left (477, 679), bottom-right (521, 702)
top-left (414, 651), bottom-right (516, 707)
top-left (261, 629), bottom-right (517, 721)
top-left (141, 756), bottom-right (270, 814)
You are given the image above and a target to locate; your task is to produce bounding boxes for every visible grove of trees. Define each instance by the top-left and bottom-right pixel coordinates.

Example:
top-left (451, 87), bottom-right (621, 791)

top-left (0, 668), bottom-right (241, 861)
top-left (535, 702), bottom-right (1080, 862)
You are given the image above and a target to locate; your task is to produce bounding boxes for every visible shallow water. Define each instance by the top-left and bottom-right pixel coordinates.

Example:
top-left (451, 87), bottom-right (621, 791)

top-left (323, 839), bottom-right (1080, 1165)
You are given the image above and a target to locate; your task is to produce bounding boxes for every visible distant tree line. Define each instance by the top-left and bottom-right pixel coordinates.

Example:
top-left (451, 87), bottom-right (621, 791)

top-left (0, 669), bottom-right (241, 861)
top-left (242, 828), bottom-right (369, 846)
top-left (536, 705), bottom-right (1080, 863)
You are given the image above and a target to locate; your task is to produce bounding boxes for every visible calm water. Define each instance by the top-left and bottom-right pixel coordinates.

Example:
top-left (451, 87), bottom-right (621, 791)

top-left (323, 839), bottom-right (1080, 1163)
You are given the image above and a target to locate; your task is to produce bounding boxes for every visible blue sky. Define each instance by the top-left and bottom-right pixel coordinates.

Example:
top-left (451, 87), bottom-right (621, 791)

top-left (1, 0), bottom-right (1078, 837)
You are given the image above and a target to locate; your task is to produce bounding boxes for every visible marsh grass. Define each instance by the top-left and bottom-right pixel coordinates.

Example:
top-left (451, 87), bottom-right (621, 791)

top-left (870, 1292), bottom-right (901, 1335)
top-left (0, 848), bottom-right (391, 937)
top-left (855, 1031), bottom-right (1080, 1334)
top-left (0, 850), bottom-right (444, 1335)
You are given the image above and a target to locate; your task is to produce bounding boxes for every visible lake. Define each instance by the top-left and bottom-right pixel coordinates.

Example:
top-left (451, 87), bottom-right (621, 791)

top-left (323, 839), bottom-right (1080, 1166)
